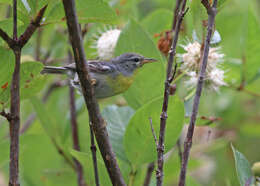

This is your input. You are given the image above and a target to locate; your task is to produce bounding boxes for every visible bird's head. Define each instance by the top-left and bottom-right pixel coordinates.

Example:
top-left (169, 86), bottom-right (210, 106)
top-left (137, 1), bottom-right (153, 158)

top-left (112, 53), bottom-right (157, 75)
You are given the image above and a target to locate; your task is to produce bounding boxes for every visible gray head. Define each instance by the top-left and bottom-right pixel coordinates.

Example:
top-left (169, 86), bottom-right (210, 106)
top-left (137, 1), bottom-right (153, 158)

top-left (112, 53), bottom-right (157, 75)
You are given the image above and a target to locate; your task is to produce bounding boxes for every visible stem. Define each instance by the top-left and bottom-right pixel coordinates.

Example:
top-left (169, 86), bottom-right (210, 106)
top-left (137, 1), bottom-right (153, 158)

top-left (70, 86), bottom-right (86, 186)
top-left (143, 163), bottom-right (155, 186)
top-left (62, 1), bottom-right (125, 185)
top-left (156, 1), bottom-right (187, 186)
top-left (89, 123), bottom-right (100, 186)
top-left (0, 4), bottom-right (47, 185)
top-left (9, 48), bottom-right (21, 186)
top-left (178, 1), bottom-right (218, 186)
top-left (13, 0), bottom-right (17, 40)
top-left (9, 1), bottom-right (20, 185)
top-left (68, 51), bottom-right (86, 186)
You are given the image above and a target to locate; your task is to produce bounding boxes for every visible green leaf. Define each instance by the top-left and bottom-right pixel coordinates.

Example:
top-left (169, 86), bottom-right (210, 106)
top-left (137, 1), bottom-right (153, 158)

top-left (70, 149), bottom-right (110, 185)
top-left (231, 144), bottom-right (254, 186)
top-left (0, 47), bottom-right (14, 109)
top-left (245, 8), bottom-right (260, 82)
top-left (124, 95), bottom-right (184, 165)
top-left (0, 59), bottom-right (45, 108)
top-left (115, 19), bottom-right (165, 109)
top-left (102, 105), bottom-right (135, 162)
top-left (20, 61), bottom-right (45, 99)
top-left (30, 97), bottom-right (62, 142)
top-left (141, 9), bottom-right (173, 42)
top-left (76, 0), bottom-right (118, 24)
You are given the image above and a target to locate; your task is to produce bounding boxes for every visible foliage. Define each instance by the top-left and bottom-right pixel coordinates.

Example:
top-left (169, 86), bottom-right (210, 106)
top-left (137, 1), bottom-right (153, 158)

top-left (0, 0), bottom-right (260, 186)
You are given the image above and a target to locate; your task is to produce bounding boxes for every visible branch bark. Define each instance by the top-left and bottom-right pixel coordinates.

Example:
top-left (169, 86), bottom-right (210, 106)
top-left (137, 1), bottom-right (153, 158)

top-left (0, 3), bottom-right (47, 186)
top-left (89, 122), bottom-right (100, 186)
top-left (68, 51), bottom-right (86, 186)
top-left (156, 1), bottom-right (188, 186)
top-left (143, 162), bottom-right (155, 186)
top-left (62, 1), bottom-right (125, 185)
top-left (178, 1), bottom-right (218, 186)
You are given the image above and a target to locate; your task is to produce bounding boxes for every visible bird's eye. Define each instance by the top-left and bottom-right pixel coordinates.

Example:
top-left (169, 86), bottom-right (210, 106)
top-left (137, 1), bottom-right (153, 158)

top-left (134, 58), bottom-right (139, 62)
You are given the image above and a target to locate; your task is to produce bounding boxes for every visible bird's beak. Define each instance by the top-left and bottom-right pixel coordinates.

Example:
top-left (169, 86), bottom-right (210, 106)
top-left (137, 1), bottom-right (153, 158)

top-left (141, 58), bottom-right (157, 65)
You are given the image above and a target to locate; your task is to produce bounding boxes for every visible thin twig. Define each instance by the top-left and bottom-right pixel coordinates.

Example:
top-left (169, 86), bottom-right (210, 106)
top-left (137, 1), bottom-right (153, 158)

top-left (156, 0), bottom-right (188, 185)
top-left (18, 5), bottom-right (47, 48)
top-left (89, 122), bottom-right (100, 186)
top-left (178, 1), bottom-right (218, 186)
top-left (149, 117), bottom-right (158, 146)
top-left (51, 138), bottom-right (76, 171)
top-left (143, 162), bottom-right (155, 186)
top-left (68, 51), bottom-right (86, 186)
top-left (13, 0), bottom-right (17, 40)
top-left (62, 0), bottom-right (125, 185)
top-left (176, 139), bottom-right (182, 165)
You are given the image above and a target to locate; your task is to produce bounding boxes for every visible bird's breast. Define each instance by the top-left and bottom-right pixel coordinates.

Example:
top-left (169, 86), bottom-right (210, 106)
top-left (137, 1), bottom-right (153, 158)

top-left (107, 74), bottom-right (134, 94)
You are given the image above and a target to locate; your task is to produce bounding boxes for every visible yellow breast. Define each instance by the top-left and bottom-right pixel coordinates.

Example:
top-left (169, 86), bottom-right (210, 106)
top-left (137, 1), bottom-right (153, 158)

top-left (107, 74), bottom-right (135, 95)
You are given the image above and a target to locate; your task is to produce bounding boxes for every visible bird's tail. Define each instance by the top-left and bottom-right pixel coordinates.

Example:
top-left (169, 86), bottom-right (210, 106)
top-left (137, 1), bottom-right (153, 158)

top-left (41, 66), bottom-right (68, 75)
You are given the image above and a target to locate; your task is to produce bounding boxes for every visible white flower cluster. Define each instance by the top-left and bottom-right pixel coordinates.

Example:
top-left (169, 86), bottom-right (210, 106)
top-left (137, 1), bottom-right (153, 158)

top-left (179, 41), bottom-right (226, 91)
top-left (95, 28), bottom-right (121, 60)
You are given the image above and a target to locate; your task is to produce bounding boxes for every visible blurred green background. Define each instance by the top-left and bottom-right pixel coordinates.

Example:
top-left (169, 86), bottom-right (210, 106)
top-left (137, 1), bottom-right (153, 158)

top-left (0, 0), bottom-right (260, 185)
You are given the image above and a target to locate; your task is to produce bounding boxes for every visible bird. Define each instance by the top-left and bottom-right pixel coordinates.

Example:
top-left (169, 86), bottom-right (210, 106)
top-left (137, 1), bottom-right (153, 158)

top-left (41, 53), bottom-right (157, 99)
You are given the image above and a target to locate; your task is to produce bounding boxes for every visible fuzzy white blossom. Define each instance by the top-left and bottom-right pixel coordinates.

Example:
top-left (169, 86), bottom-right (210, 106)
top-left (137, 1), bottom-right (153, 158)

top-left (178, 41), bottom-right (226, 91)
top-left (95, 29), bottom-right (121, 60)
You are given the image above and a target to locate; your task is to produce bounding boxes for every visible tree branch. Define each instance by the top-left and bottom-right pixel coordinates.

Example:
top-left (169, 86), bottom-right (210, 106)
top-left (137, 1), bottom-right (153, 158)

top-left (68, 51), bottom-right (86, 186)
top-left (0, 3), bottom-right (48, 185)
top-left (62, 0), bottom-right (125, 185)
top-left (156, 0), bottom-right (188, 185)
top-left (178, 1), bottom-right (218, 186)
top-left (89, 122), bottom-right (100, 186)
top-left (143, 162), bottom-right (155, 186)
top-left (0, 28), bottom-right (16, 47)
top-left (18, 5), bottom-right (47, 48)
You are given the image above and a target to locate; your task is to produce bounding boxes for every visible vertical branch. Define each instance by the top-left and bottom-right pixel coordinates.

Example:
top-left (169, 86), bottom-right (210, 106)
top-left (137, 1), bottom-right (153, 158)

top-left (89, 123), bottom-right (100, 186)
top-left (62, 1), bottom-right (125, 185)
top-left (178, 1), bottom-right (218, 186)
top-left (0, 4), bottom-right (47, 186)
top-left (13, 0), bottom-right (17, 40)
top-left (143, 163), bottom-right (155, 186)
top-left (9, 48), bottom-right (21, 186)
top-left (9, 0), bottom-right (20, 185)
top-left (156, 0), bottom-right (188, 186)
top-left (68, 52), bottom-right (86, 186)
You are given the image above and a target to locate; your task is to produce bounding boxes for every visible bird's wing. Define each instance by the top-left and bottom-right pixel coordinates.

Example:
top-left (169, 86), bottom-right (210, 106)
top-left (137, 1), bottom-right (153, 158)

top-left (64, 61), bottom-right (115, 74)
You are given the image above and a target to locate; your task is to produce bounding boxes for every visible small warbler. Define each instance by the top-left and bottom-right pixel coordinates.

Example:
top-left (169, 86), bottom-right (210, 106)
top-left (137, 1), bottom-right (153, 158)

top-left (41, 53), bottom-right (157, 98)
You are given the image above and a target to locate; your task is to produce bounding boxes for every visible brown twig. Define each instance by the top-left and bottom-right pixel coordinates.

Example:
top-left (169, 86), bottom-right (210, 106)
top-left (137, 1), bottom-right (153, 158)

top-left (62, 0), bottom-right (125, 185)
top-left (156, 0), bottom-right (188, 185)
top-left (52, 138), bottom-right (76, 171)
top-left (143, 162), bottom-right (155, 186)
top-left (149, 117), bottom-right (158, 146)
top-left (89, 122), bottom-right (100, 186)
top-left (0, 3), bottom-right (47, 186)
top-left (176, 139), bottom-right (182, 165)
top-left (68, 51), bottom-right (86, 186)
top-left (178, 1), bottom-right (218, 186)
top-left (18, 5), bottom-right (47, 48)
